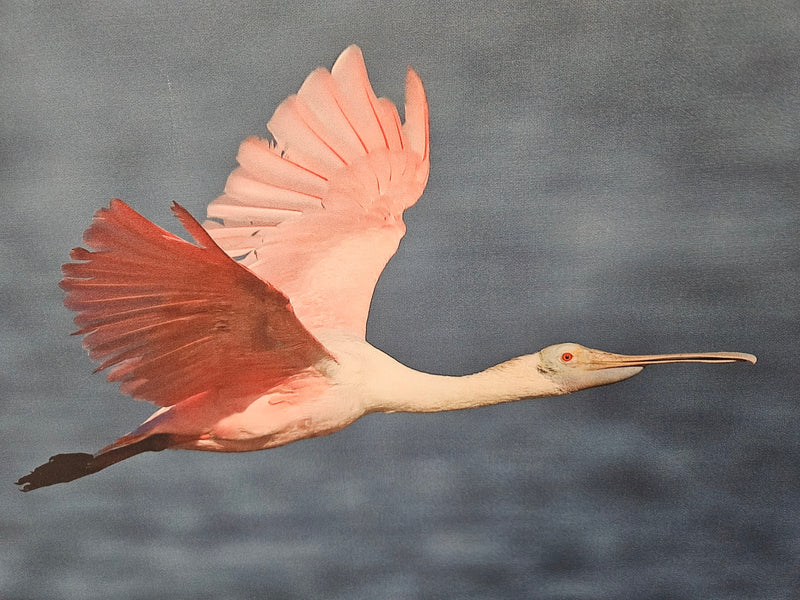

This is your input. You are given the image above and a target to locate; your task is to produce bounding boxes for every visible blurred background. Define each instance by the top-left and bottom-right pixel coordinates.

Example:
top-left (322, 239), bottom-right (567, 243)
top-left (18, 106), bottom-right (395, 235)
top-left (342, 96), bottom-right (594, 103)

top-left (2, 2), bottom-right (798, 598)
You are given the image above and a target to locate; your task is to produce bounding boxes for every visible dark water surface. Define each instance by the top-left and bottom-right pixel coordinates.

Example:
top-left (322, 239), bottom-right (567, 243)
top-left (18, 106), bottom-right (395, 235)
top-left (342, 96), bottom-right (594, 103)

top-left (2, 3), bottom-right (798, 598)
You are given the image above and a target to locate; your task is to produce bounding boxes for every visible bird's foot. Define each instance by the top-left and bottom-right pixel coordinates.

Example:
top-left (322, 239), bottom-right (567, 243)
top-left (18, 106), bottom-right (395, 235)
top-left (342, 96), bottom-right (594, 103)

top-left (16, 452), bottom-right (96, 492)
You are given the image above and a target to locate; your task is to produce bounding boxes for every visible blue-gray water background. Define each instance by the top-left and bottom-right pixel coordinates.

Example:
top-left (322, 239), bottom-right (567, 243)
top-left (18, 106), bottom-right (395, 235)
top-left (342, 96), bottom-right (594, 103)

top-left (2, 2), bottom-right (798, 598)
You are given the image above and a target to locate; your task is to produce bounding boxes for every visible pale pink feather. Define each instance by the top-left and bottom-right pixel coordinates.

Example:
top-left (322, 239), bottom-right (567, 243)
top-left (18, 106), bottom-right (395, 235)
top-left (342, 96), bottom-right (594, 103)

top-left (204, 45), bottom-right (430, 337)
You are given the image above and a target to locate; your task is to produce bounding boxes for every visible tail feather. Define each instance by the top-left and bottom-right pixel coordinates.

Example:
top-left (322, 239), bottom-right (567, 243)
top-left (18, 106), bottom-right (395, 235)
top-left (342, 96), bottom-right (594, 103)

top-left (16, 434), bottom-right (172, 492)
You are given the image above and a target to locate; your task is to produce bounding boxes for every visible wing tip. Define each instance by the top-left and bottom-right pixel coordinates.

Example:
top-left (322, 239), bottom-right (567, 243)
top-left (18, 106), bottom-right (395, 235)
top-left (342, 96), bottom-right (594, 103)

top-left (332, 45), bottom-right (366, 74)
top-left (403, 65), bottom-right (429, 163)
top-left (170, 202), bottom-right (224, 252)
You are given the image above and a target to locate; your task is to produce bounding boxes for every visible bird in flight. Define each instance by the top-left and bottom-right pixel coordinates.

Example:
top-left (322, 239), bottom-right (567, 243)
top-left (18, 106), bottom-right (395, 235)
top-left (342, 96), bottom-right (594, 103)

top-left (17, 46), bottom-right (755, 491)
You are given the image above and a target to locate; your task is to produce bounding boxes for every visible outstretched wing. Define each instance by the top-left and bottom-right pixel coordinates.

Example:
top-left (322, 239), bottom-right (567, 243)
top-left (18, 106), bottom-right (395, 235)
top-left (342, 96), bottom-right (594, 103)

top-left (62, 199), bottom-right (331, 407)
top-left (204, 45), bottom-right (430, 337)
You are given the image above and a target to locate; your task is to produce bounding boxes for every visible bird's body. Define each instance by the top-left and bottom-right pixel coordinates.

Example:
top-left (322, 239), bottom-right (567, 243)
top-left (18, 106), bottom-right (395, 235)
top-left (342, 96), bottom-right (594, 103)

top-left (17, 46), bottom-right (755, 492)
top-left (128, 334), bottom-right (563, 454)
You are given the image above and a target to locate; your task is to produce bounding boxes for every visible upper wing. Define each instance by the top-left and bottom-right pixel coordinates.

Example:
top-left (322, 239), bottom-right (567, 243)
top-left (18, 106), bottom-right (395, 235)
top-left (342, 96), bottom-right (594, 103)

top-left (204, 45), bottom-right (430, 337)
top-left (62, 199), bottom-right (331, 407)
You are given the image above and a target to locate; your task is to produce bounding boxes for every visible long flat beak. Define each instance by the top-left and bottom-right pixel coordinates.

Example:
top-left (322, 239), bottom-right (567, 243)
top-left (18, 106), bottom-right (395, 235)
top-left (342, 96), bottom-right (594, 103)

top-left (589, 349), bottom-right (756, 368)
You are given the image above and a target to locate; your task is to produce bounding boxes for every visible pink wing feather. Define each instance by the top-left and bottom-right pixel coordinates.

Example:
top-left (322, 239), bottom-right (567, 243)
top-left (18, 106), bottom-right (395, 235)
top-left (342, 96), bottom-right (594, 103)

top-left (62, 46), bottom-right (428, 408)
top-left (62, 199), bottom-right (331, 407)
top-left (204, 45), bottom-right (430, 336)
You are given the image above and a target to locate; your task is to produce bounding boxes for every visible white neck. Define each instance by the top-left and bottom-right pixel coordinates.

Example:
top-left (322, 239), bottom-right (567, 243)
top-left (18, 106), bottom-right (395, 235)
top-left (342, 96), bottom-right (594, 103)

top-left (360, 353), bottom-right (565, 414)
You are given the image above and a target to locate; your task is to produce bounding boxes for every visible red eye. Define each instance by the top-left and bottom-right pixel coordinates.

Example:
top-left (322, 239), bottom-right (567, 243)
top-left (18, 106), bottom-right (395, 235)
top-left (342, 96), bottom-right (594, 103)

top-left (561, 352), bottom-right (573, 362)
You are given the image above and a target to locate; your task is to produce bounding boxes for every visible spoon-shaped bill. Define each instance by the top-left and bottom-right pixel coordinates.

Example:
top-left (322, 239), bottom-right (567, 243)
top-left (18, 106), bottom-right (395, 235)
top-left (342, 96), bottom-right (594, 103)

top-left (589, 350), bottom-right (757, 368)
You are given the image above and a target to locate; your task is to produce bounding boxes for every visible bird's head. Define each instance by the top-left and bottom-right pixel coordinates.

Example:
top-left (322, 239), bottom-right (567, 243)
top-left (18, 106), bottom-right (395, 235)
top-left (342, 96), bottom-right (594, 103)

top-left (538, 342), bottom-right (756, 393)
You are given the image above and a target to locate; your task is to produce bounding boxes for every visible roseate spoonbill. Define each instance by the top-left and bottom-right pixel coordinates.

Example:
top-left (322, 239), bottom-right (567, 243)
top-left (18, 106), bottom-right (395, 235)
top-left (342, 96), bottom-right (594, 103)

top-left (17, 46), bottom-right (755, 492)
